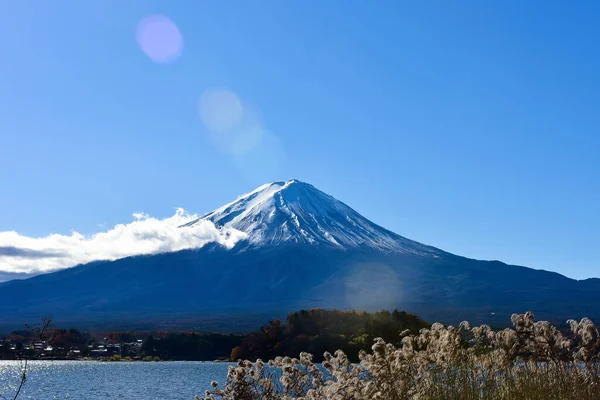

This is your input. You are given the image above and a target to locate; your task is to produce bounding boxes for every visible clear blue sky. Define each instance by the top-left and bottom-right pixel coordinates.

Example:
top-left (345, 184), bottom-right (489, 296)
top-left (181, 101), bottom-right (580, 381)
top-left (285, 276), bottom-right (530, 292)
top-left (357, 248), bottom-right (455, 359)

top-left (1, 1), bottom-right (598, 279)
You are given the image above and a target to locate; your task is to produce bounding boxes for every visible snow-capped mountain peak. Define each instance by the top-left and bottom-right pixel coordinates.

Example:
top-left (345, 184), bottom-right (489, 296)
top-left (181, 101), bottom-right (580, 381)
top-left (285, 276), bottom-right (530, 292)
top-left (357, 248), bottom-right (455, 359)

top-left (182, 179), bottom-right (440, 256)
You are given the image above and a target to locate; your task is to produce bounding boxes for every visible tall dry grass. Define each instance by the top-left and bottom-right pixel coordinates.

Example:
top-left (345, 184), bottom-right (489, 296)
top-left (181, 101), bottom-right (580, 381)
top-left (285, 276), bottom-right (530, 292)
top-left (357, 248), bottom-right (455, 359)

top-left (198, 312), bottom-right (600, 400)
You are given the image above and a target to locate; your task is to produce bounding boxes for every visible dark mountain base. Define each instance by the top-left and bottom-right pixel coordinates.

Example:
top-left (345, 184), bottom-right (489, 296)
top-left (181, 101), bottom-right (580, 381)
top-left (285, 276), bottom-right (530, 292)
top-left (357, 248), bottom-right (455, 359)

top-left (2, 245), bottom-right (598, 332)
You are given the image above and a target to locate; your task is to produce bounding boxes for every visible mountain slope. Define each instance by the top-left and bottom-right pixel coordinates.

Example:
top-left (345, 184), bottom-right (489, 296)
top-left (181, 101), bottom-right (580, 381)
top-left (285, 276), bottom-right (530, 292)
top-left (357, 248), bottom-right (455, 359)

top-left (0, 180), bottom-right (598, 331)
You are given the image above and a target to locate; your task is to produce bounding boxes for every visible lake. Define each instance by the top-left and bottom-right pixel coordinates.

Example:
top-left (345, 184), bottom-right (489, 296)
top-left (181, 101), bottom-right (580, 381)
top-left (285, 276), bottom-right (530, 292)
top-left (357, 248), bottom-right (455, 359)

top-left (0, 360), bottom-right (231, 399)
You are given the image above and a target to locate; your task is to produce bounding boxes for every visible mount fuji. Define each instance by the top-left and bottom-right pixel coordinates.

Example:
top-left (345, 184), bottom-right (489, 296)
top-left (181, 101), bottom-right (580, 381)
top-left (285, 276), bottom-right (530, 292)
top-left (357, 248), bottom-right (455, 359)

top-left (0, 179), bottom-right (598, 331)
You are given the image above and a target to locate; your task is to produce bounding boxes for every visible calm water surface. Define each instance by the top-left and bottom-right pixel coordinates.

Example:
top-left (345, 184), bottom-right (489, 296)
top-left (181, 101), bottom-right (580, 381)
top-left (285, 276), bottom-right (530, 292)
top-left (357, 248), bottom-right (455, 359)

top-left (0, 360), bottom-right (232, 399)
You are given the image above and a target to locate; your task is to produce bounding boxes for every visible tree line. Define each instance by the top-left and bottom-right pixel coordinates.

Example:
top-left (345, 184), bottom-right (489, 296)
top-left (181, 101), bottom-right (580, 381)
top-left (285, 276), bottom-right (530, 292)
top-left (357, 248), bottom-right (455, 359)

top-left (1, 309), bottom-right (429, 362)
top-left (230, 309), bottom-right (429, 362)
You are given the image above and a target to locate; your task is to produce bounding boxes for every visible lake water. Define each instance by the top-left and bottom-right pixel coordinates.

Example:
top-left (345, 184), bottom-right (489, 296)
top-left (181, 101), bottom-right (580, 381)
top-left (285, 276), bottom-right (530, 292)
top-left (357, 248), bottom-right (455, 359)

top-left (0, 360), bottom-right (231, 399)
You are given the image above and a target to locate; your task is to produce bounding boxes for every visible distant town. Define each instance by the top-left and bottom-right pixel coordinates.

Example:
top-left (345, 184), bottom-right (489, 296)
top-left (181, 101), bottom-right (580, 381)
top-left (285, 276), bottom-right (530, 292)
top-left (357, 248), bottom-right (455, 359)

top-left (0, 325), bottom-right (241, 361)
top-left (0, 329), bottom-right (157, 361)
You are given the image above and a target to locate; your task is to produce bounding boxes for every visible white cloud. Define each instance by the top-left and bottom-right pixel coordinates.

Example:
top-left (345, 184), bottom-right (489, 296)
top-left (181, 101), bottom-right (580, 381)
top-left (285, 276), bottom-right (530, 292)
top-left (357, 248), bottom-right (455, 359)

top-left (0, 209), bottom-right (246, 274)
top-left (132, 212), bottom-right (148, 220)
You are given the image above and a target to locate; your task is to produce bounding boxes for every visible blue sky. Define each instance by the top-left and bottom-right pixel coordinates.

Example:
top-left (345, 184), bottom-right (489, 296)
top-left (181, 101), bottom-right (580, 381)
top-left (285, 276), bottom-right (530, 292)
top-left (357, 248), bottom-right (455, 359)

top-left (0, 1), bottom-right (598, 279)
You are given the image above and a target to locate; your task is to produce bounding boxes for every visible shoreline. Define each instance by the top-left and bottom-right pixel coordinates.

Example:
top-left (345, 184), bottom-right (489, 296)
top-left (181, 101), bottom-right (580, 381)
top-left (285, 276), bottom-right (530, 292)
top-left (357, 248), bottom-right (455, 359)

top-left (0, 358), bottom-right (232, 363)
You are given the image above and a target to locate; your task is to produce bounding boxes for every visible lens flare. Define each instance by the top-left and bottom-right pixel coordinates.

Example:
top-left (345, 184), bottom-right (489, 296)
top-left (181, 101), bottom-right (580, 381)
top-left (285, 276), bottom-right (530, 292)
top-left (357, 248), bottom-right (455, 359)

top-left (199, 88), bottom-right (244, 133)
top-left (345, 263), bottom-right (402, 311)
top-left (198, 87), bottom-right (287, 181)
top-left (136, 15), bottom-right (183, 64)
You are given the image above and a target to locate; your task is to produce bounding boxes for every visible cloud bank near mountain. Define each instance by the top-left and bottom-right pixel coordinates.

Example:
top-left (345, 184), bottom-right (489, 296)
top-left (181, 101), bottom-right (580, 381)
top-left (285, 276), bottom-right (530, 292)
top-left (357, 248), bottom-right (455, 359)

top-left (0, 209), bottom-right (245, 274)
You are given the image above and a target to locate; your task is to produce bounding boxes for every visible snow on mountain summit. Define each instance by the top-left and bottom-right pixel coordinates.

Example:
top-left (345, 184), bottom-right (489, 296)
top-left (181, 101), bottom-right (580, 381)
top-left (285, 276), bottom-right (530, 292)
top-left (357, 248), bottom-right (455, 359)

top-left (182, 179), bottom-right (441, 256)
